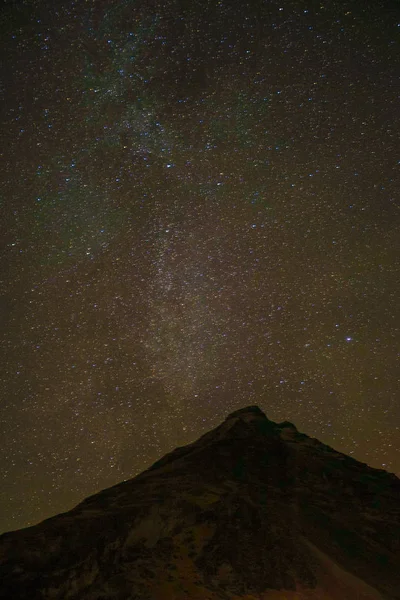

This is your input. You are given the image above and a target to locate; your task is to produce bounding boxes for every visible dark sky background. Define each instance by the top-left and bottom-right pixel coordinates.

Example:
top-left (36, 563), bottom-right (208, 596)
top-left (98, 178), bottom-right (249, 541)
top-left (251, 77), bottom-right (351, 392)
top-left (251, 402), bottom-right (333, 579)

top-left (1, 0), bottom-right (399, 534)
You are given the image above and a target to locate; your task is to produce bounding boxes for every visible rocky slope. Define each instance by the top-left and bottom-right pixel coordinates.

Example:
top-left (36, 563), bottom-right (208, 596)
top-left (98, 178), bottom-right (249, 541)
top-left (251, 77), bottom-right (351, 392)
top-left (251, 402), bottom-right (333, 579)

top-left (0, 405), bottom-right (399, 599)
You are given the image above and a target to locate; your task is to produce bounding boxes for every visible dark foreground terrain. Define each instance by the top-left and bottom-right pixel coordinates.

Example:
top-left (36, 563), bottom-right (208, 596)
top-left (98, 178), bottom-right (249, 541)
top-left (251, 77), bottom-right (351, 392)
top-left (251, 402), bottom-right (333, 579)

top-left (1, 406), bottom-right (399, 599)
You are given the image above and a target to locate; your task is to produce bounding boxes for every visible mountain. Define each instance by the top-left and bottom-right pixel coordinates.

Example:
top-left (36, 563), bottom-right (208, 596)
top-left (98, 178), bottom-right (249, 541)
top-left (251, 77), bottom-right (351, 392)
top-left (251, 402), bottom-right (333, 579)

top-left (0, 405), bottom-right (399, 599)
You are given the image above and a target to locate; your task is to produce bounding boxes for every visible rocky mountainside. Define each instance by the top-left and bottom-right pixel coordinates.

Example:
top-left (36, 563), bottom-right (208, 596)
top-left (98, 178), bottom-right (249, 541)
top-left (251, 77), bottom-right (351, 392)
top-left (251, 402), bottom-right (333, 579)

top-left (1, 405), bottom-right (399, 599)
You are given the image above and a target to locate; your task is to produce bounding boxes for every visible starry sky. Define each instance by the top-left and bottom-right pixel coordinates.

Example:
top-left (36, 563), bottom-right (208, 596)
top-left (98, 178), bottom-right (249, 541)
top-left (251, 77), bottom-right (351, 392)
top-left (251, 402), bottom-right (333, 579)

top-left (1, 0), bottom-right (399, 534)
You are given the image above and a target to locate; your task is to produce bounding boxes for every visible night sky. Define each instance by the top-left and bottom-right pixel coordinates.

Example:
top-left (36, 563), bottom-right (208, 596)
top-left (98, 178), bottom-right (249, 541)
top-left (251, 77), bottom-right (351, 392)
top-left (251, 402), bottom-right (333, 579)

top-left (1, 0), bottom-right (399, 534)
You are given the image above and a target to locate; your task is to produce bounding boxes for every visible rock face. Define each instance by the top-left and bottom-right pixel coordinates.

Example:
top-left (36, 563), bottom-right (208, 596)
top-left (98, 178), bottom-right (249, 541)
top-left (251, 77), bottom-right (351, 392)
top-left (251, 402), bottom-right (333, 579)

top-left (1, 405), bottom-right (399, 599)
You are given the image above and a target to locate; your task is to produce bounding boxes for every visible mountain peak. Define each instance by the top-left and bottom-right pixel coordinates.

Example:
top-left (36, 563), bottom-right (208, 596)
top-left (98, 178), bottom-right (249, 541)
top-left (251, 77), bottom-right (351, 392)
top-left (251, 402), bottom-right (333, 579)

top-left (225, 405), bottom-right (299, 433)
top-left (227, 404), bottom-right (267, 418)
top-left (145, 405), bottom-right (273, 473)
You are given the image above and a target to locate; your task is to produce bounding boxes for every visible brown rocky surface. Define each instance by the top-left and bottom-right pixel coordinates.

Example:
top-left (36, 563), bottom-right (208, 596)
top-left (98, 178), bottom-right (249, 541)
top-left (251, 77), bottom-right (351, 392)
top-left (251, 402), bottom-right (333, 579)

top-left (0, 405), bottom-right (399, 599)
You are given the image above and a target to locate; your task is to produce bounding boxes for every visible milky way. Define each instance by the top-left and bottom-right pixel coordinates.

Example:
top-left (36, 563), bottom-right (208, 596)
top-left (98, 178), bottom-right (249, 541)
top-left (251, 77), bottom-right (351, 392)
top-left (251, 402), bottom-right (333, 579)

top-left (1, 0), bottom-right (399, 533)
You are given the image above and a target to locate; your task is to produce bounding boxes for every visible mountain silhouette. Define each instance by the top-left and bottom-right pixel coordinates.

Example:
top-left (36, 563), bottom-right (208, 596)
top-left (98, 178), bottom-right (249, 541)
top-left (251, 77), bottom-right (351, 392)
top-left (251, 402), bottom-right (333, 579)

top-left (0, 405), bottom-right (399, 599)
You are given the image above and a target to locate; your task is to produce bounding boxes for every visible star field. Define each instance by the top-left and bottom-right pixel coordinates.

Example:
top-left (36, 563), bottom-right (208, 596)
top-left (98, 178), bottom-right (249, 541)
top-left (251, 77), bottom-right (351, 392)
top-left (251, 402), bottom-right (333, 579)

top-left (0, 0), bottom-right (399, 533)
